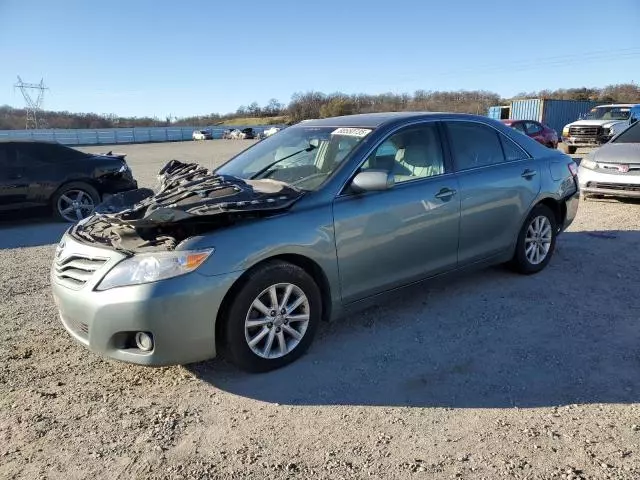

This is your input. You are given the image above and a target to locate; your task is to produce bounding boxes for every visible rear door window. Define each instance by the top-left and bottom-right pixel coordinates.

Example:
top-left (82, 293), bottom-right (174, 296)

top-left (512, 122), bottom-right (527, 134)
top-left (446, 122), bottom-right (505, 171)
top-left (16, 143), bottom-right (56, 164)
top-left (500, 134), bottom-right (530, 161)
top-left (525, 122), bottom-right (543, 135)
top-left (16, 143), bottom-right (86, 164)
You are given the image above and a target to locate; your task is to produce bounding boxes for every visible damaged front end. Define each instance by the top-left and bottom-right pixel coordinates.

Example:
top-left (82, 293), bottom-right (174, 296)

top-left (73, 160), bottom-right (304, 252)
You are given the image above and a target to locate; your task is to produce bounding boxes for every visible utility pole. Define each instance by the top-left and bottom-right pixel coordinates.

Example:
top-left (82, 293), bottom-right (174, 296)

top-left (14, 76), bottom-right (49, 129)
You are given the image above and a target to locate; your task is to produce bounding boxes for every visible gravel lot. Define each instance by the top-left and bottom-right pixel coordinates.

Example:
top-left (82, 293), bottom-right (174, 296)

top-left (1, 141), bottom-right (640, 480)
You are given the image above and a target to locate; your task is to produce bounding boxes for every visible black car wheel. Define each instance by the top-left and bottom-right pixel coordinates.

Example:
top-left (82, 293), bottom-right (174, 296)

top-left (509, 204), bottom-right (557, 275)
top-left (52, 182), bottom-right (100, 222)
top-left (223, 261), bottom-right (321, 372)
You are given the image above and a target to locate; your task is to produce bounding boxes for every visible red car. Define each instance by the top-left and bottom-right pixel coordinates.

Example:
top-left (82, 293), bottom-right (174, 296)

top-left (501, 120), bottom-right (558, 149)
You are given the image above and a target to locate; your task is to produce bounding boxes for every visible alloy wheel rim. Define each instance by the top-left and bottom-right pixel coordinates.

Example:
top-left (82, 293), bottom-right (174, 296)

top-left (244, 283), bottom-right (310, 359)
top-left (525, 215), bottom-right (552, 265)
top-left (57, 190), bottom-right (95, 222)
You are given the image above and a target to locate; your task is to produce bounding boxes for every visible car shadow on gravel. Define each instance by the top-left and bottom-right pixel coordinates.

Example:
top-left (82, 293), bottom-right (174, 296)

top-left (190, 229), bottom-right (640, 409)
top-left (0, 213), bottom-right (68, 249)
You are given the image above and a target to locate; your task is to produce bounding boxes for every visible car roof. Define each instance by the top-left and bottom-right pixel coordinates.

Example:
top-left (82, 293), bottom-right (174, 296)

top-left (298, 112), bottom-right (492, 129)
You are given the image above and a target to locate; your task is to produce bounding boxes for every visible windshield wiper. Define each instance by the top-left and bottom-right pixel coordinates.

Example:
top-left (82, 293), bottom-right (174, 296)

top-left (250, 143), bottom-right (317, 180)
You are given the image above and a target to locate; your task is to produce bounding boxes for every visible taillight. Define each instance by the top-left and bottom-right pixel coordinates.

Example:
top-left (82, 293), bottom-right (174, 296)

top-left (568, 162), bottom-right (578, 176)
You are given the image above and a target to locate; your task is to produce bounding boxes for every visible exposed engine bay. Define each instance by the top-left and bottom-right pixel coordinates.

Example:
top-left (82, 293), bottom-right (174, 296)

top-left (73, 160), bottom-right (304, 252)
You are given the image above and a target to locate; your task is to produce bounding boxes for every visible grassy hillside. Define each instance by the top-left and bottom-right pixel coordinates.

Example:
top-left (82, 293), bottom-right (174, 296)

top-left (221, 116), bottom-right (288, 126)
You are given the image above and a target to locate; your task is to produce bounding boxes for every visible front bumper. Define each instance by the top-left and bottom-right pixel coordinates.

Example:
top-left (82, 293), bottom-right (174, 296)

top-left (51, 235), bottom-right (243, 366)
top-left (578, 167), bottom-right (640, 198)
top-left (563, 136), bottom-right (611, 148)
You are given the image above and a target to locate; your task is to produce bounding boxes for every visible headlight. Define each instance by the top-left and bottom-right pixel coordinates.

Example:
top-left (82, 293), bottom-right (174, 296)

top-left (97, 248), bottom-right (214, 290)
top-left (602, 127), bottom-right (611, 136)
top-left (580, 158), bottom-right (598, 170)
top-left (562, 126), bottom-right (570, 137)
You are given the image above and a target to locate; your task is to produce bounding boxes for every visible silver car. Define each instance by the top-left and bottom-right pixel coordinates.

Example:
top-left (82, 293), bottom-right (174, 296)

top-left (51, 113), bottom-right (580, 372)
top-left (578, 119), bottom-right (640, 199)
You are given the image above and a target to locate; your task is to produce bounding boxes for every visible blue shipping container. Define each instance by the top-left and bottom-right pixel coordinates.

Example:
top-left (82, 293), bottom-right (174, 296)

top-left (509, 99), bottom-right (599, 135)
top-left (487, 105), bottom-right (510, 120)
top-left (488, 106), bottom-right (502, 119)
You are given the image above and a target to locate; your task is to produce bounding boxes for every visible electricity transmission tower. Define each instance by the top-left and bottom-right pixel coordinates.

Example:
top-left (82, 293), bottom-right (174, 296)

top-left (14, 76), bottom-right (49, 129)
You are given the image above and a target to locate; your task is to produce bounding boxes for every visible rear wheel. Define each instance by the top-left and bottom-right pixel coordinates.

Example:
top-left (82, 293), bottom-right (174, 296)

top-left (509, 204), bottom-right (557, 275)
top-left (52, 182), bottom-right (100, 222)
top-left (223, 261), bottom-right (321, 372)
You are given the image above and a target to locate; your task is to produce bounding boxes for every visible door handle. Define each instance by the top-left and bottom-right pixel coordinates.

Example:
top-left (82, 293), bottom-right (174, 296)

top-left (434, 188), bottom-right (457, 200)
top-left (521, 169), bottom-right (537, 179)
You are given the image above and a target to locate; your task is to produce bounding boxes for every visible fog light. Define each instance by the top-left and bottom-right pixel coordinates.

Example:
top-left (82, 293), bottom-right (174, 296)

top-left (135, 332), bottom-right (153, 351)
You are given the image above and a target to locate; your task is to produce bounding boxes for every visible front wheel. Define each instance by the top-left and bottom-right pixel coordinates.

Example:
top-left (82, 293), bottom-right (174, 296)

top-left (52, 182), bottom-right (100, 222)
top-left (509, 205), bottom-right (558, 275)
top-left (223, 261), bottom-right (322, 372)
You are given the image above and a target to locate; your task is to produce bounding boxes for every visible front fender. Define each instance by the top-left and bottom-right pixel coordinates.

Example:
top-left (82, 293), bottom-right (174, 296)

top-left (185, 204), bottom-right (341, 308)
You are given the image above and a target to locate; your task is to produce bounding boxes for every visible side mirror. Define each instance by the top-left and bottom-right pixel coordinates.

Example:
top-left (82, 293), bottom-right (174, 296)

top-left (630, 117), bottom-right (638, 125)
top-left (351, 170), bottom-right (394, 193)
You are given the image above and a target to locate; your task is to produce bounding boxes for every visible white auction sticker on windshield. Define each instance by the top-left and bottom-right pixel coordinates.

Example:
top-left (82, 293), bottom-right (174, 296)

top-left (331, 127), bottom-right (372, 137)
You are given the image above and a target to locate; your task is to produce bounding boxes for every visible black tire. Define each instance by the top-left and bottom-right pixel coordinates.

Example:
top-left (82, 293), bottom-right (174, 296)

top-left (567, 146), bottom-right (577, 154)
top-left (222, 261), bottom-right (322, 372)
top-left (509, 204), bottom-right (558, 275)
top-left (52, 181), bottom-right (100, 222)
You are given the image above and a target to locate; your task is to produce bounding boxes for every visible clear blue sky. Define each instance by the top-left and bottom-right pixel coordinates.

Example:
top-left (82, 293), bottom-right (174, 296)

top-left (1, 0), bottom-right (638, 118)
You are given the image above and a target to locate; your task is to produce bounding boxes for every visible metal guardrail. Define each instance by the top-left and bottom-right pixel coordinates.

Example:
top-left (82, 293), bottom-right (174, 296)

top-left (0, 125), bottom-right (282, 145)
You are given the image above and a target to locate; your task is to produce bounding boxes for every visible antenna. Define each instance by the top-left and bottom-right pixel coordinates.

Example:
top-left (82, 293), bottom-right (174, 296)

top-left (14, 76), bottom-right (49, 129)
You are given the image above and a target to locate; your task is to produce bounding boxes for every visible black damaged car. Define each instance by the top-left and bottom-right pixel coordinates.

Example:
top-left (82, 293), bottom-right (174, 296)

top-left (0, 140), bottom-right (138, 222)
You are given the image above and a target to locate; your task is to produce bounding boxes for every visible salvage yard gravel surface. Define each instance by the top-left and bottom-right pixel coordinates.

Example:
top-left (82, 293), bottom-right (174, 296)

top-left (1, 141), bottom-right (639, 479)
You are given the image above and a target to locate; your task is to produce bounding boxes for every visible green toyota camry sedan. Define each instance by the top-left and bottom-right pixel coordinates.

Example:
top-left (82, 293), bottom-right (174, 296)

top-left (51, 112), bottom-right (580, 372)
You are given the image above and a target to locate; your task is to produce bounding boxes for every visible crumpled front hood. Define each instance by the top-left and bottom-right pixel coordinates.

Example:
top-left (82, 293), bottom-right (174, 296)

top-left (74, 160), bottom-right (304, 252)
top-left (593, 143), bottom-right (640, 164)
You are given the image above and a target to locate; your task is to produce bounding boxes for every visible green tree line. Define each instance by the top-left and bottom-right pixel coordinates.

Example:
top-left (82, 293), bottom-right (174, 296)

top-left (1, 84), bottom-right (638, 130)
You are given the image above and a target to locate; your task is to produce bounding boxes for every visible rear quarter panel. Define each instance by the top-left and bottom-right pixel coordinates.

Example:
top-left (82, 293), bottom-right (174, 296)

top-left (33, 158), bottom-right (107, 203)
top-left (488, 120), bottom-right (579, 240)
top-left (535, 152), bottom-right (579, 230)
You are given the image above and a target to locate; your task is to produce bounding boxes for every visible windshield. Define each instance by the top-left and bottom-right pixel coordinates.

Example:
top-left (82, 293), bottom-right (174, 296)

top-left (611, 121), bottom-right (640, 144)
top-left (216, 125), bottom-right (372, 190)
top-left (584, 106), bottom-right (631, 121)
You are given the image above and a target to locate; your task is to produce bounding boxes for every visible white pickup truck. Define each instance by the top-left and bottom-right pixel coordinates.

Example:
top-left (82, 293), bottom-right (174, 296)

top-left (561, 103), bottom-right (639, 154)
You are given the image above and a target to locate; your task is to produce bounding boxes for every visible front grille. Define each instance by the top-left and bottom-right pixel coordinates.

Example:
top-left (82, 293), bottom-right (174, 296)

top-left (587, 182), bottom-right (640, 192)
top-left (599, 163), bottom-right (640, 175)
top-left (54, 254), bottom-right (107, 290)
top-left (569, 125), bottom-right (602, 137)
